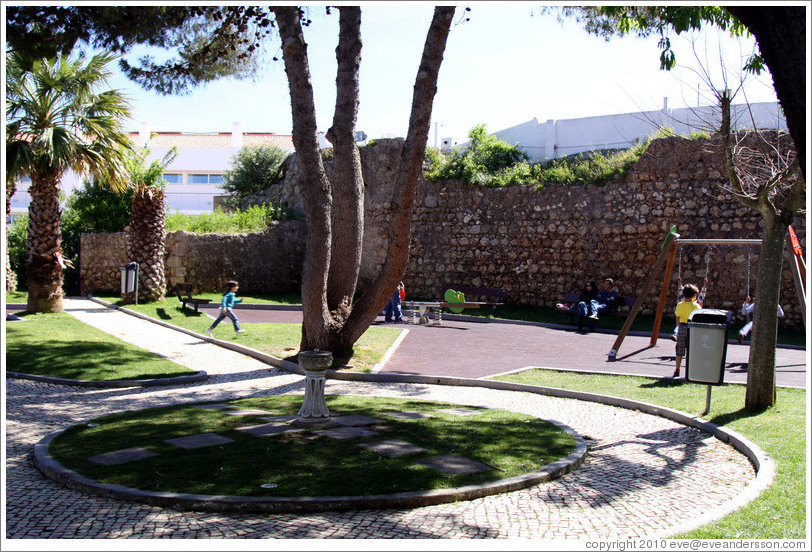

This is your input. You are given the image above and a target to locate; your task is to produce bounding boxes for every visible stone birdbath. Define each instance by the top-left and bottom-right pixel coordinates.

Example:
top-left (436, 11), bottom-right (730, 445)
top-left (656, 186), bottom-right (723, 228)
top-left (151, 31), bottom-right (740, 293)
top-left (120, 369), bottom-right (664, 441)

top-left (296, 349), bottom-right (333, 424)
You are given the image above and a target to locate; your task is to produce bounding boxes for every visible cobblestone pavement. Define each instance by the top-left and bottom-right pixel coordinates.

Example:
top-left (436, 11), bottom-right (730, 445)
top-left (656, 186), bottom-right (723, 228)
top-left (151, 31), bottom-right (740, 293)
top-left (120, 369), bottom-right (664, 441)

top-left (5, 298), bottom-right (758, 540)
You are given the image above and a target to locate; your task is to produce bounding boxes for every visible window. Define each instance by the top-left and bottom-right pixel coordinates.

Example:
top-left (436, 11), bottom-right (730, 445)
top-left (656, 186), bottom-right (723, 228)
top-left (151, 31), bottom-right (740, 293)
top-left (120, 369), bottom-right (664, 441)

top-left (189, 174), bottom-right (223, 184)
top-left (162, 173), bottom-right (183, 184)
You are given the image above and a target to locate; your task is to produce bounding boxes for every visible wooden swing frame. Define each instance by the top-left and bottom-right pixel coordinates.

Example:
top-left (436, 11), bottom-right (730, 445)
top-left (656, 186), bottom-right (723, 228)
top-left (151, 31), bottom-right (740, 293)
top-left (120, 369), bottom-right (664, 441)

top-left (607, 229), bottom-right (806, 361)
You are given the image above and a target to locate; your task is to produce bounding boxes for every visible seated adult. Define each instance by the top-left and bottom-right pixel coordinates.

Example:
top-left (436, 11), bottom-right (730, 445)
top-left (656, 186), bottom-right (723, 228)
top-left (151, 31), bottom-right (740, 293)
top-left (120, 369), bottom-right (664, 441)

top-left (574, 281), bottom-right (598, 331)
top-left (577, 278), bottom-right (619, 332)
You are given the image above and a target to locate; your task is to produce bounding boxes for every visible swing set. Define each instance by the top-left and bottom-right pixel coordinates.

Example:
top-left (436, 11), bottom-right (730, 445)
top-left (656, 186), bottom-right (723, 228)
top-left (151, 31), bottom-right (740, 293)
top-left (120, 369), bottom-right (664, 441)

top-left (607, 226), bottom-right (806, 361)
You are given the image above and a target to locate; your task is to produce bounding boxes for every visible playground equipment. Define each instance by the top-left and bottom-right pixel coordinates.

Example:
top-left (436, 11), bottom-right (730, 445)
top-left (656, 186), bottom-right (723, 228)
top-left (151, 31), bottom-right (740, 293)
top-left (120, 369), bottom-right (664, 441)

top-left (607, 228), bottom-right (806, 361)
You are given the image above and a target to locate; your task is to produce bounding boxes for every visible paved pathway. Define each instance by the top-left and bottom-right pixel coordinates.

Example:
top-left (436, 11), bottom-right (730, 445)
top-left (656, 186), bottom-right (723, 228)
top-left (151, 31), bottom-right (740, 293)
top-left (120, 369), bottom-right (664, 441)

top-left (191, 302), bottom-right (808, 387)
top-left (5, 298), bottom-right (762, 540)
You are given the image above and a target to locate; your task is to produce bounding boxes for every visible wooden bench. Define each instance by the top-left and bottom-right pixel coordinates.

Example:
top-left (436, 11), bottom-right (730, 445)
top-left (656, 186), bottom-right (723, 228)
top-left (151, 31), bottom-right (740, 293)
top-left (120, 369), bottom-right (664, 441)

top-left (174, 283), bottom-right (212, 313)
top-left (556, 293), bottom-right (637, 325)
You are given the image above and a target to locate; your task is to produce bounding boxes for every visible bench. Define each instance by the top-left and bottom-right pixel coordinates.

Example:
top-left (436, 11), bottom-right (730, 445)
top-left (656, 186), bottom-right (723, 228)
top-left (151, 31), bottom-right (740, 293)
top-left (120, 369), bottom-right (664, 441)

top-left (174, 283), bottom-right (212, 313)
top-left (555, 293), bottom-right (637, 325)
top-left (448, 286), bottom-right (508, 315)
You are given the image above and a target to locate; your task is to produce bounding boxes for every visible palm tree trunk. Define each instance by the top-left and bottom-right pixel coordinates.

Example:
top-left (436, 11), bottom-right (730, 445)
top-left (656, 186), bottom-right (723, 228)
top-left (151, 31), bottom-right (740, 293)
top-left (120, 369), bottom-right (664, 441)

top-left (127, 188), bottom-right (167, 303)
top-left (26, 173), bottom-right (64, 313)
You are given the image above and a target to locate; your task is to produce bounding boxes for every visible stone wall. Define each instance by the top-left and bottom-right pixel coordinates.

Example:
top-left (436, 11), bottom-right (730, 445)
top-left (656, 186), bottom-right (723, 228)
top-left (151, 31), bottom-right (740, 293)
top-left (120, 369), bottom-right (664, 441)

top-left (394, 136), bottom-right (806, 327)
top-left (80, 221), bottom-right (306, 296)
top-left (80, 135), bottom-right (805, 328)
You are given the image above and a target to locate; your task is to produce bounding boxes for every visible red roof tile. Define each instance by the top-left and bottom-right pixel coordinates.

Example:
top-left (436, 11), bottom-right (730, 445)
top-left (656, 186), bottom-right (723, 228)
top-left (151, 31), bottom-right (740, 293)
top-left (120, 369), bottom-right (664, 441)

top-left (130, 132), bottom-right (294, 150)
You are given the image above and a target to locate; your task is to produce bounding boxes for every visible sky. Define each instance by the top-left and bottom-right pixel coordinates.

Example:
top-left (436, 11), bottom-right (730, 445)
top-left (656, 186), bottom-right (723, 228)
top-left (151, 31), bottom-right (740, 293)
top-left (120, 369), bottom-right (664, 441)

top-left (96, 3), bottom-right (779, 146)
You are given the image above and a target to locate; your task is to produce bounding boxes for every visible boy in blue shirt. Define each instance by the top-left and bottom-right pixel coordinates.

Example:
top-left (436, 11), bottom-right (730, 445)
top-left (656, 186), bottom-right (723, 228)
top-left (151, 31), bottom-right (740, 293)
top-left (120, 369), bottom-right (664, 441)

top-left (206, 280), bottom-right (245, 336)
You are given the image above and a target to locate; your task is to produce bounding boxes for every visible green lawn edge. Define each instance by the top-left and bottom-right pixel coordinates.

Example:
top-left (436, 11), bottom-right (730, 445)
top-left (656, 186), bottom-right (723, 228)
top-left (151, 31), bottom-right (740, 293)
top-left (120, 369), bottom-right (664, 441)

top-left (47, 395), bottom-right (577, 498)
top-left (105, 295), bottom-right (401, 373)
top-left (6, 312), bottom-right (197, 381)
top-left (492, 368), bottom-right (807, 539)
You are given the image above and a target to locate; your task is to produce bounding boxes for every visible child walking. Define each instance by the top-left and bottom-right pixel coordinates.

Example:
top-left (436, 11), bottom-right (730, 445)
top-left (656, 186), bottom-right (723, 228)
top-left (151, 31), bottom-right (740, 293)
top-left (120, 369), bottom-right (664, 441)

top-left (207, 280), bottom-right (245, 336)
top-left (673, 283), bottom-right (702, 378)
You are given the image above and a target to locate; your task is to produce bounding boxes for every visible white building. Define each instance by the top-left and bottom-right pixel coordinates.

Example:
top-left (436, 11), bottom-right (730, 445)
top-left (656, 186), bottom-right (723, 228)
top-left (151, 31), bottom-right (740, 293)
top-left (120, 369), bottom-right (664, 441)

top-left (488, 99), bottom-right (787, 163)
top-left (8, 122), bottom-right (295, 218)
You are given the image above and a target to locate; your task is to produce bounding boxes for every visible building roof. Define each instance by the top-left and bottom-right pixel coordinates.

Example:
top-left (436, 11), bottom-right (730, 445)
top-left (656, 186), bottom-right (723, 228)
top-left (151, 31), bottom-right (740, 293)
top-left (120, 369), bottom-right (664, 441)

top-left (133, 131), bottom-right (295, 150)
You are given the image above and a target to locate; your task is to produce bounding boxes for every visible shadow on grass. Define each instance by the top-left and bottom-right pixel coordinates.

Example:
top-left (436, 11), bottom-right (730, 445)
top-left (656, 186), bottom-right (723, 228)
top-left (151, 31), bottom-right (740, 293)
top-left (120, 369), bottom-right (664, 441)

top-left (639, 378), bottom-right (686, 389)
top-left (155, 308), bottom-right (172, 320)
top-left (708, 406), bottom-right (770, 427)
top-left (6, 339), bottom-right (192, 381)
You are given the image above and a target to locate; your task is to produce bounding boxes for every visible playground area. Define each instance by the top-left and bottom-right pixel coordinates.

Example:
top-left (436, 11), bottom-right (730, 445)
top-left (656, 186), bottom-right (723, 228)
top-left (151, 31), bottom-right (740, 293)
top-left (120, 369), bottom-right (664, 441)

top-left (186, 302), bottom-right (807, 388)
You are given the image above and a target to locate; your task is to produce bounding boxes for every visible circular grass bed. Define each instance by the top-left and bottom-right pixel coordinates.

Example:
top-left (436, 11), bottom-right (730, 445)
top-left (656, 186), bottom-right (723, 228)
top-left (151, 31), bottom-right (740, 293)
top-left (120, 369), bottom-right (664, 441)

top-left (45, 395), bottom-right (579, 502)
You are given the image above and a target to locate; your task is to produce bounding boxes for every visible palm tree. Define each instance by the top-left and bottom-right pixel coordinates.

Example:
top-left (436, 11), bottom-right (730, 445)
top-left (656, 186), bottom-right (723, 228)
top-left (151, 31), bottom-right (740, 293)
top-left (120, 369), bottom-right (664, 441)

top-left (6, 50), bottom-right (135, 313)
top-left (125, 147), bottom-right (177, 304)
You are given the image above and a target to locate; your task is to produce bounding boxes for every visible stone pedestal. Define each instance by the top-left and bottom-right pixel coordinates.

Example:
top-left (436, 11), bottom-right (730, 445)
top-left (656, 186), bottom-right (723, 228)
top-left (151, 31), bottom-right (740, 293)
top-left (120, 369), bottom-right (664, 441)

top-left (296, 349), bottom-right (332, 424)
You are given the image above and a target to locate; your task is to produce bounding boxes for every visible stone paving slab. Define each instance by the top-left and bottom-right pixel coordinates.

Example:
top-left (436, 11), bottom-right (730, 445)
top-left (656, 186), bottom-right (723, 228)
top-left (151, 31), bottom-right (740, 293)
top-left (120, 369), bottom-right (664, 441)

top-left (164, 432), bottom-right (235, 449)
top-left (236, 423), bottom-right (304, 437)
top-left (418, 454), bottom-right (493, 475)
top-left (382, 410), bottom-right (435, 420)
top-left (87, 447), bottom-right (159, 466)
top-left (331, 414), bottom-right (382, 426)
top-left (3, 298), bottom-right (764, 539)
top-left (313, 426), bottom-right (380, 440)
top-left (360, 439), bottom-right (426, 458)
top-left (223, 409), bottom-right (274, 417)
top-left (436, 407), bottom-right (483, 416)
top-left (260, 415), bottom-right (299, 423)
top-left (194, 403), bottom-right (236, 410)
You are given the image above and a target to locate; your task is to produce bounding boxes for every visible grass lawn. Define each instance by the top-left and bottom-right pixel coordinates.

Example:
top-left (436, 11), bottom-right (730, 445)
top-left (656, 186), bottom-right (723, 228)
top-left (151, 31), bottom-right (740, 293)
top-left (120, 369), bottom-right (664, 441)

top-left (5, 313), bottom-right (197, 381)
top-left (48, 395), bottom-right (575, 497)
top-left (108, 295), bottom-right (402, 372)
top-left (492, 369), bottom-right (807, 539)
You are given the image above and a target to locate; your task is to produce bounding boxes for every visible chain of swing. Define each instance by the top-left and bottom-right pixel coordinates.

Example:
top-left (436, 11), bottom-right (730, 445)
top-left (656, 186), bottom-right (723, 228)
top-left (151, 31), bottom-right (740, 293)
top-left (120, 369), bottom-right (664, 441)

top-left (676, 244), bottom-right (755, 319)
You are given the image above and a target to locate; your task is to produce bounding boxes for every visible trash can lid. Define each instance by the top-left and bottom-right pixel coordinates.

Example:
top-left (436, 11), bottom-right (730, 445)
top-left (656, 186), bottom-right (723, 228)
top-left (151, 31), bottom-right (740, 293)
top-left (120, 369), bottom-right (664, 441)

top-left (688, 308), bottom-right (732, 324)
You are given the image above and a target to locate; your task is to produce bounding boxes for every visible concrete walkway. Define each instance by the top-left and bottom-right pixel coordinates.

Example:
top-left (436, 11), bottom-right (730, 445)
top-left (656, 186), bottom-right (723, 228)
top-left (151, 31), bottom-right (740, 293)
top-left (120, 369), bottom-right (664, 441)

top-left (5, 298), bottom-right (766, 540)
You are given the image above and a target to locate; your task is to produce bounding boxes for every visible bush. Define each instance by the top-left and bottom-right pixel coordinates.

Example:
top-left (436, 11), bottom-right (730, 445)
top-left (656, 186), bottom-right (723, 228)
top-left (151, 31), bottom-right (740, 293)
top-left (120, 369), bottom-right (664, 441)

top-left (7, 214), bottom-right (28, 291)
top-left (165, 203), bottom-right (288, 233)
top-left (222, 146), bottom-right (289, 209)
top-left (425, 124), bottom-right (533, 188)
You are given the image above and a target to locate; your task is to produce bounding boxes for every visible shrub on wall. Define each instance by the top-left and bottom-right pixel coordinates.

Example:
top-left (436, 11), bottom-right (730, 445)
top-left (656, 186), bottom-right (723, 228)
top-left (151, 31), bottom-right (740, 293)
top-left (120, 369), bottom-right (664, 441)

top-left (425, 124), bottom-right (536, 188)
top-left (165, 203), bottom-right (288, 233)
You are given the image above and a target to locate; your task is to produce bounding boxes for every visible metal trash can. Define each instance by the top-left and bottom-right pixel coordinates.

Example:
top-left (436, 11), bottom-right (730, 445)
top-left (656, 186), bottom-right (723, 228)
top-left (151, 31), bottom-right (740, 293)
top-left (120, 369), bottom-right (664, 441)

top-left (120, 262), bottom-right (138, 295)
top-left (686, 309), bottom-right (732, 385)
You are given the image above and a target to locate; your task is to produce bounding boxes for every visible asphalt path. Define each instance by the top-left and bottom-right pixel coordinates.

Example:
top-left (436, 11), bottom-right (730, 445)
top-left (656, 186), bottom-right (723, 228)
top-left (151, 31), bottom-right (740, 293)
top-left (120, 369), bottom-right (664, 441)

top-left (199, 303), bottom-right (808, 388)
top-left (8, 302), bottom-right (807, 388)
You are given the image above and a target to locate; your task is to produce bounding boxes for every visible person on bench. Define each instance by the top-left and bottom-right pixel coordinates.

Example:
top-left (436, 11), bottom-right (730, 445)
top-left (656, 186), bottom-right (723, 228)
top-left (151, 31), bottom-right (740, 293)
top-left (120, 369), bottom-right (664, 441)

top-left (571, 281), bottom-right (598, 331)
top-left (577, 278), bottom-right (619, 332)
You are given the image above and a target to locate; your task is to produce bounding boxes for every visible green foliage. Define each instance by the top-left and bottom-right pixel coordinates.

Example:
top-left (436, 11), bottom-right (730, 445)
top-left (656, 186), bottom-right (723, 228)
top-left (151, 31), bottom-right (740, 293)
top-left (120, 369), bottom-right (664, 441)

top-left (7, 214), bottom-right (29, 291)
top-left (536, 142), bottom-right (650, 187)
top-left (5, 50), bottom-right (135, 190)
top-left (425, 124), bottom-right (533, 188)
top-left (129, 146), bottom-right (177, 192)
top-left (554, 6), bottom-right (763, 74)
top-left (165, 203), bottom-right (288, 233)
top-left (221, 146), bottom-right (288, 209)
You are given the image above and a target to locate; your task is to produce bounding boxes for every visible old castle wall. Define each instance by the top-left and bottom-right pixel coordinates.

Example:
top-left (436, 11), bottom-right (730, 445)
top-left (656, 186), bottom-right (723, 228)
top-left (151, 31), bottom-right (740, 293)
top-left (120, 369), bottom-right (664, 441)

top-left (80, 136), bottom-right (805, 327)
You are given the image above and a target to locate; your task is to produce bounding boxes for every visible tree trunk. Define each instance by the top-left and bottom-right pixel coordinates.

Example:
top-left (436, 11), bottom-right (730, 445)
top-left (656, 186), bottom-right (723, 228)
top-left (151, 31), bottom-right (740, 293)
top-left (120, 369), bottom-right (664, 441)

top-left (336, 7), bottom-right (455, 353)
top-left (745, 217), bottom-right (786, 410)
top-left (275, 6), bottom-right (455, 360)
top-left (325, 6), bottom-right (364, 314)
top-left (274, 6), bottom-right (334, 351)
top-left (127, 187), bottom-right (168, 303)
top-left (26, 172), bottom-right (64, 313)
top-left (726, 6), bottom-right (806, 179)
